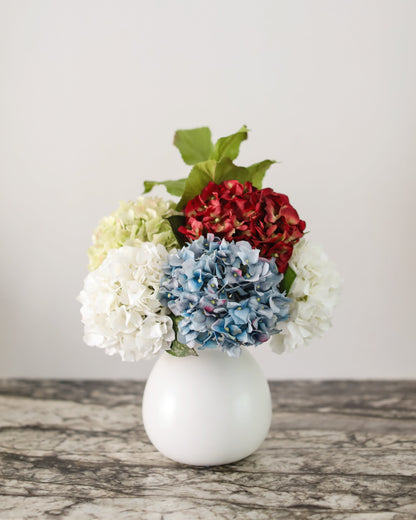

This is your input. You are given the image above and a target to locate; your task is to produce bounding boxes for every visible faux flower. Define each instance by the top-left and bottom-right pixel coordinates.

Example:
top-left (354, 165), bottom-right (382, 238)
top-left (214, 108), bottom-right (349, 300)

top-left (178, 180), bottom-right (306, 272)
top-left (269, 238), bottom-right (342, 354)
top-left (88, 197), bottom-right (177, 271)
top-left (78, 243), bottom-right (175, 361)
top-left (159, 234), bottom-right (290, 357)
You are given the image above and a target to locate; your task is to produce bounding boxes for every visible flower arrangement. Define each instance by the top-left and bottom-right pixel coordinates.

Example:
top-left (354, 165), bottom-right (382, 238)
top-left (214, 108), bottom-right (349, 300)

top-left (78, 126), bottom-right (341, 360)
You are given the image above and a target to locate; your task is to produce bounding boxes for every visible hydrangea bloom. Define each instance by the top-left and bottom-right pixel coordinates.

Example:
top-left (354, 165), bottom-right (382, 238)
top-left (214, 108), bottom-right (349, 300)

top-left (178, 180), bottom-right (306, 272)
top-left (78, 243), bottom-right (175, 361)
top-left (269, 238), bottom-right (342, 354)
top-left (159, 234), bottom-right (290, 357)
top-left (88, 197), bottom-right (177, 271)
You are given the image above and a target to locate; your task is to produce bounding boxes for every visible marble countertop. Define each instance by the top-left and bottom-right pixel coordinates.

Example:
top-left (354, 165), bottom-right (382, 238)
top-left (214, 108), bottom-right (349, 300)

top-left (0, 380), bottom-right (415, 519)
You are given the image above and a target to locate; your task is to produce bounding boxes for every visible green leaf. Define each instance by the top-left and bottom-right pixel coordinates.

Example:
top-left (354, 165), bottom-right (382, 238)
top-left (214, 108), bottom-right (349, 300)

top-left (173, 127), bottom-right (214, 165)
top-left (167, 214), bottom-right (187, 248)
top-left (280, 266), bottom-right (297, 294)
top-left (143, 178), bottom-right (187, 198)
top-left (166, 339), bottom-right (198, 357)
top-left (176, 160), bottom-right (217, 210)
top-left (212, 157), bottom-right (276, 188)
top-left (175, 157), bottom-right (276, 210)
top-left (246, 160), bottom-right (276, 189)
top-left (214, 157), bottom-right (251, 184)
top-left (210, 125), bottom-right (248, 162)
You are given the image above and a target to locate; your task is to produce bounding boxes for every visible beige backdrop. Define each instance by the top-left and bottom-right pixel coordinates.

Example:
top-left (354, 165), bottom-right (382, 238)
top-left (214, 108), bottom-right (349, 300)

top-left (1, 0), bottom-right (415, 379)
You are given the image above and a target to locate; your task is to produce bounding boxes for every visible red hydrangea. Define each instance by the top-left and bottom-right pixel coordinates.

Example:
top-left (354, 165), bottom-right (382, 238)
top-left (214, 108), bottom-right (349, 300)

top-left (178, 180), bottom-right (306, 272)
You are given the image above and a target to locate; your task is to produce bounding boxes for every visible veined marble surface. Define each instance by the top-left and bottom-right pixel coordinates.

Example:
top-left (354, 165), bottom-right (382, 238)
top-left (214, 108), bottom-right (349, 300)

top-left (0, 380), bottom-right (415, 519)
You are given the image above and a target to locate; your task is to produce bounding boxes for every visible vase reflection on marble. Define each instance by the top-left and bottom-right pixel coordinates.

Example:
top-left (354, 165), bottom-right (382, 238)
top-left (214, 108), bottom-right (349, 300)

top-left (142, 347), bottom-right (271, 466)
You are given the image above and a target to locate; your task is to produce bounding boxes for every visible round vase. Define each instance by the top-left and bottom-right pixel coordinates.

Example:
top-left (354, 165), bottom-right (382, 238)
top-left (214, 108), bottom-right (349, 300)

top-left (142, 347), bottom-right (271, 466)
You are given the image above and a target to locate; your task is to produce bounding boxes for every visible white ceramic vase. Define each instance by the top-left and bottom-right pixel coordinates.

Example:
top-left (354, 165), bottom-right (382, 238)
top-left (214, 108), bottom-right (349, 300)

top-left (142, 347), bottom-right (271, 466)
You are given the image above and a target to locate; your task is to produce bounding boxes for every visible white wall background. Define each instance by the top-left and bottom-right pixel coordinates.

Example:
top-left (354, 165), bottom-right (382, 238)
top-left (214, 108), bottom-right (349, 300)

top-left (1, 0), bottom-right (415, 380)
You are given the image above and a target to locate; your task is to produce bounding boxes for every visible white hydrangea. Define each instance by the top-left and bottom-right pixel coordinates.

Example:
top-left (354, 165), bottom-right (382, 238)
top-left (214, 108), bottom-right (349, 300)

top-left (78, 243), bottom-right (175, 361)
top-left (269, 238), bottom-right (342, 354)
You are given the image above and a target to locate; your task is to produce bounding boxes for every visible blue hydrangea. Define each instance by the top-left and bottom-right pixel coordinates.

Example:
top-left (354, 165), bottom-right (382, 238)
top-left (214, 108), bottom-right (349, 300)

top-left (159, 234), bottom-right (290, 357)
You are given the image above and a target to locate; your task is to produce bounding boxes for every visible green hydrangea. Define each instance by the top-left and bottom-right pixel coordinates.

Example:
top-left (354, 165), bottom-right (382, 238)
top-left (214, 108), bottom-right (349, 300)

top-left (88, 197), bottom-right (178, 270)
